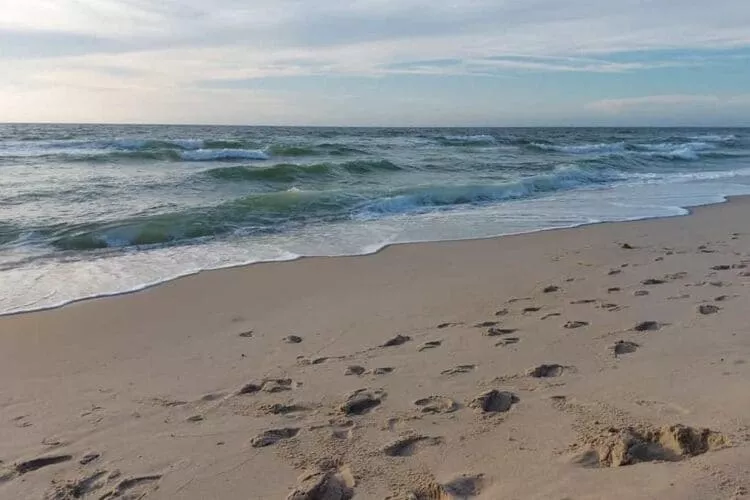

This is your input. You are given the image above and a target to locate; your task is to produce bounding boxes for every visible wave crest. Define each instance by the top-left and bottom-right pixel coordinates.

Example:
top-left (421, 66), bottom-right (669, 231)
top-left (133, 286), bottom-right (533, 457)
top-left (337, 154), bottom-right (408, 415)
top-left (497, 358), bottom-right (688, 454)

top-left (359, 165), bottom-right (618, 217)
top-left (204, 159), bottom-right (401, 182)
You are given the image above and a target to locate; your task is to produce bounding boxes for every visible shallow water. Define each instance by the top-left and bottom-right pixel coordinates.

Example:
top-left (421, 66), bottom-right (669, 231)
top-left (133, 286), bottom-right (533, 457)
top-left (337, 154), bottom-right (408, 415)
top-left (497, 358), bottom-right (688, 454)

top-left (1, 124), bottom-right (749, 314)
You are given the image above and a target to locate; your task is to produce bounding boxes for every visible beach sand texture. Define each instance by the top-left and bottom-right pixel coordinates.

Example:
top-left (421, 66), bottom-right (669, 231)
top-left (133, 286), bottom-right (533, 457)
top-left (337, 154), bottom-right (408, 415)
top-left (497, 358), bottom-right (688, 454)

top-left (2, 197), bottom-right (750, 499)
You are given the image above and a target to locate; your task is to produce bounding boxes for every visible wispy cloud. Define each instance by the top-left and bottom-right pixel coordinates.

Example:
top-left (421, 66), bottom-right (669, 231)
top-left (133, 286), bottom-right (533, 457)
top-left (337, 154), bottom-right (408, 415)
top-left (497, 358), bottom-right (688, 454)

top-left (2, 0), bottom-right (750, 123)
top-left (585, 94), bottom-right (750, 113)
top-left (586, 95), bottom-right (723, 113)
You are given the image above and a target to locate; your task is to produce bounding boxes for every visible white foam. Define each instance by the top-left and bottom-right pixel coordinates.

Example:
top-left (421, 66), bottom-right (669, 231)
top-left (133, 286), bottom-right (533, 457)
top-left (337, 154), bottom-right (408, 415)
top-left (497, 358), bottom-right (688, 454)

top-left (442, 134), bottom-right (496, 143)
top-left (532, 142), bottom-right (626, 154)
top-left (3, 173), bottom-right (750, 316)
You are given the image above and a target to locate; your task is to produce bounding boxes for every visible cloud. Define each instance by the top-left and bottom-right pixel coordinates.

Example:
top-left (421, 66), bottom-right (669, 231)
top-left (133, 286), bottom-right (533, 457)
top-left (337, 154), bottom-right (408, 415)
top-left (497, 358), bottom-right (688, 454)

top-left (2, 0), bottom-right (750, 123)
top-left (585, 94), bottom-right (750, 113)
top-left (586, 95), bottom-right (722, 113)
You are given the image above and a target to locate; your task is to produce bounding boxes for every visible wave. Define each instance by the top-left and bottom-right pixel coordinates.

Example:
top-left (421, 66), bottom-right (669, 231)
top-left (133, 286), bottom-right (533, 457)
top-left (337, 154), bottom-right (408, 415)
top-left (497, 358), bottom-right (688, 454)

top-left (180, 149), bottom-right (269, 161)
top-left (687, 134), bottom-right (737, 142)
top-left (49, 164), bottom-right (614, 250)
top-left (358, 165), bottom-right (620, 217)
top-left (529, 142), bottom-right (627, 154)
top-left (633, 141), bottom-right (715, 161)
top-left (267, 143), bottom-right (368, 157)
top-left (527, 139), bottom-right (730, 161)
top-left (50, 190), bottom-right (361, 250)
top-left (438, 134), bottom-right (496, 146)
top-left (204, 160), bottom-right (401, 182)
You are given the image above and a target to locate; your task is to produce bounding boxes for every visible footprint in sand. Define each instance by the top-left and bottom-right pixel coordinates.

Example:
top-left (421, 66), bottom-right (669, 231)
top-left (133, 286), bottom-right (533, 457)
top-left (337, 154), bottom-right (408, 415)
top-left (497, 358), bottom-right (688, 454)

top-left (633, 321), bottom-right (661, 332)
top-left (297, 356), bottom-right (329, 366)
top-left (383, 435), bottom-right (444, 457)
top-left (251, 427), bottom-right (300, 448)
top-left (564, 321), bottom-right (589, 329)
top-left (599, 303), bottom-right (621, 312)
top-left (665, 272), bottom-right (688, 280)
top-left (345, 366), bottom-right (366, 376)
top-left (698, 304), bottom-right (721, 315)
top-left (329, 419), bottom-right (356, 440)
top-left (286, 465), bottom-right (355, 500)
top-left (612, 341), bottom-right (639, 357)
top-left (382, 335), bottom-right (412, 347)
top-left (485, 327), bottom-right (517, 337)
top-left (507, 297), bottom-right (531, 304)
top-left (284, 335), bottom-right (303, 344)
top-left (48, 471), bottom-right (163, 500)
top-left (419, 341), bottom-right (443, 352)
top-left (79, 452), bottom-right (101, 466)
top-left (437, 322), bottom-right (462, 329)
top-left (474, 321), bottom-right (498, 328)
top-left (237, 382), bottom-right (262, 395)
top-left (106, 474), bottom-right (164, 498)
top-left (608, 287), bottom-right (621, 293)
top-left (543, 285), bottom-right (560, 293)
top-left (11, 454), bottom-right (72, 475)
top-left (667, 294), bottom-right (691, 300)
top-left (372, 367), bottom-right (395, 376)
top-left (571, 299), bottom-right (597, 305)
top-left (641, 278), bottom-right (666, 285)
top-left (522, 306), bottom-right (542, 314)
top-left (340, 389), bottom-right (385, 415)
top-left (712, 265), bottom-right (732, 271)
top-left (238, 330), bottom-right (254, 338)
top-left (46, 470), bottom-right (108, 499)
top-left (634, 290), bottom-right (650, 297)
top-left (441, 365), bottom-right (476, 376)
top-left (468, 390), bottom-right (518, 413)
top-left (495, 309), bottom-right (509, 317)
top-left (527, 364), bottom-right (567, 378)
top-left (414, 396), bottom-right (459, 414)
top-left (574, 424), bottom-right (726, 468)
top-left (406, 473), bottom-right (486, 500)
top-left (260, 403), bottom-right (308, 415)
top-left (262, 378), bottom-right (298, 393)
top-left (495, 337), bottom-right (520, 347)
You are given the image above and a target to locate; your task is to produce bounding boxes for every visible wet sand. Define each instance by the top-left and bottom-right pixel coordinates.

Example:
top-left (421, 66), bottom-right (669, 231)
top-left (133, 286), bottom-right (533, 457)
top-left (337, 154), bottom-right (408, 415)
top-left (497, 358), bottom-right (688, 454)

top-left (2, 197), bottom-right (750, 499)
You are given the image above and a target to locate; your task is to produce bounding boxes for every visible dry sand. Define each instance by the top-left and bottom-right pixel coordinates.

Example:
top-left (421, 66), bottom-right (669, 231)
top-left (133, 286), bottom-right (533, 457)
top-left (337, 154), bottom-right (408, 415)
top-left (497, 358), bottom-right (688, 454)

top-left (2, 197), bottom-right (750, 499)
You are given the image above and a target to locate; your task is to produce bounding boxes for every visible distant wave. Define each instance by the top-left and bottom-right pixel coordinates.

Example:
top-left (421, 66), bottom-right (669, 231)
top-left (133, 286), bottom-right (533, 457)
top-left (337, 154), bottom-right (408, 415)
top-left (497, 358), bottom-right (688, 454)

top-left (438, 134), bottom-right (496, 146)
top-left (204, 159), bottom-right (401, 182)
top-left (687, 134), bottom-right (737, 142)
top-left (633, 141), bottom-right (715, 161)
top-left (529, 142), bottom-right (627, 154)
top-left (527, 140), bottom-right (729, 161)
top-left (180, 149), bottom-right (269, 161)
top-left (267, 143), bottom-right (368, 157)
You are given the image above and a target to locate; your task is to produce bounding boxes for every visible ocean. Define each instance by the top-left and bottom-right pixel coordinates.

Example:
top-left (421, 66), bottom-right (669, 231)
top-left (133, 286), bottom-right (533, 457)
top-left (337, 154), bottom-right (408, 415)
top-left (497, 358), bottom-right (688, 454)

top-left (1, 124), bottom-right (749, 315)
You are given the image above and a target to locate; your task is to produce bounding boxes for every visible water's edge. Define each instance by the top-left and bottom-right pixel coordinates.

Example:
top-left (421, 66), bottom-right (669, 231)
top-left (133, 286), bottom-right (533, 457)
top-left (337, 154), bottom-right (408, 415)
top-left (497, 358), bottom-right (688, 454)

top-left (3, 191), bottom-right (742, 319)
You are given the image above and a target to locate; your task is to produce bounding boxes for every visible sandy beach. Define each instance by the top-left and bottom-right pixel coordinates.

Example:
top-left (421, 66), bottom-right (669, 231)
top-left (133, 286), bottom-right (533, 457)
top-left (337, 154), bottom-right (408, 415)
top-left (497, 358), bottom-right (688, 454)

top-left (2, 196), bottom-right (750, 499)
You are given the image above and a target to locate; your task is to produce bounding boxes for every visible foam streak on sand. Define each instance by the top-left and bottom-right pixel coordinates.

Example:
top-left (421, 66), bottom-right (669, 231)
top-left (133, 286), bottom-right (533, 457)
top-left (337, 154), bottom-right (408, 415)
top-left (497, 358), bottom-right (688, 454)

top-left (2, 197), bottom-right (750, 498)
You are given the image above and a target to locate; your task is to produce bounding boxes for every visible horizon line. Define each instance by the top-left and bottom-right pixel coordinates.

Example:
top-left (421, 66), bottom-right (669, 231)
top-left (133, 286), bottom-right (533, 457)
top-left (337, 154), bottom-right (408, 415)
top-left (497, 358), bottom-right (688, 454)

top-left (2, 122), bottom-right (749, 129)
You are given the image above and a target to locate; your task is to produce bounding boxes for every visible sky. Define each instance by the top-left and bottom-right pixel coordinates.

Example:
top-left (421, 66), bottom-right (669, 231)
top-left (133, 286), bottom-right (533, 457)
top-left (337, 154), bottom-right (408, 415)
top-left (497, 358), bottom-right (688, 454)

top-left (1, 0), bottom-right (750, 126)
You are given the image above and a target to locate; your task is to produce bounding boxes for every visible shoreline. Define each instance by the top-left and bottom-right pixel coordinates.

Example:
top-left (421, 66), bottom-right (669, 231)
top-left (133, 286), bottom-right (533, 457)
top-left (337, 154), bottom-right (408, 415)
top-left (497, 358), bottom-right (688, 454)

top-left (0, 192), bottom-right (736, 319)
top-left (2, 193), bottom-right (750, 499)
